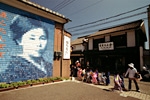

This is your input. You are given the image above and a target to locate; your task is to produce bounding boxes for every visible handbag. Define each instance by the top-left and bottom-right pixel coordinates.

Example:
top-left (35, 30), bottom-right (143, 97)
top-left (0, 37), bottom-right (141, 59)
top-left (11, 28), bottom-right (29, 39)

top-left (134, 73), bottom-right (140, 79)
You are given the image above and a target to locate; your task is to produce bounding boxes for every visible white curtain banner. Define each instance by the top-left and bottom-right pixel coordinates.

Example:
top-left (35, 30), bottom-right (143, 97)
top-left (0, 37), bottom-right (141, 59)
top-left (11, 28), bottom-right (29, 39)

top-left (63, 36), bottom-right (71, 59)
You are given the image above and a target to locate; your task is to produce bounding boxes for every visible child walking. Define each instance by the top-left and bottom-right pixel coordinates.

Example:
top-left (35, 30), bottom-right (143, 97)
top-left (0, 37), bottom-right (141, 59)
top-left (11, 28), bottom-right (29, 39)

top-left (92, 70), bottom-right (98, 84)
top-left (112, 72), bottom-right (123, 92)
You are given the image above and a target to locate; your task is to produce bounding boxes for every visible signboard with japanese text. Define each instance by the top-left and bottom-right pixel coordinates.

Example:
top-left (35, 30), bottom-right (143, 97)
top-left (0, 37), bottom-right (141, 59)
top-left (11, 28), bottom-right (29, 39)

top-left (98, 42), bottom-right (114, 51)
top-left (0, 3), bottom-right (54, 82)
top-left (63, 36), bottom-right (70, 59)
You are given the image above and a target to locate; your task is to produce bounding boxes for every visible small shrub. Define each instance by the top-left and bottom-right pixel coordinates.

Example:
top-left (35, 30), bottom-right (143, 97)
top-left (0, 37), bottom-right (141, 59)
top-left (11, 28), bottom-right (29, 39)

top-left (43, 78), bottom-right (49, 83)
top-left (17, 81), bottom-right (26, 86)
top-left (31, 79), bottom-right (38, 84)
top-left (9, 82), bottom-right (18, 88)
top-left (48, 77), bottom-right (54, 82)
top-left (0, 83), bottom-right (9, 88)
top-left (55, 77), bottom-right (63, 81)
top-left (26, 80), bottom-right (32, 85)
top-left (38, 78), bottom-right (44, 83)
top-left (63, 77), bottom-right (69, 80)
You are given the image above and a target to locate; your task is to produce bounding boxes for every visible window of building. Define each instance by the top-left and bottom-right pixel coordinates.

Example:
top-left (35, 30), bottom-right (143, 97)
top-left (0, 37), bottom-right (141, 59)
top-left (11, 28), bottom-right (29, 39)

top-left (111, 34), bottom-right (127, 48)
top-left (93, 38), bottom-right (105, 50)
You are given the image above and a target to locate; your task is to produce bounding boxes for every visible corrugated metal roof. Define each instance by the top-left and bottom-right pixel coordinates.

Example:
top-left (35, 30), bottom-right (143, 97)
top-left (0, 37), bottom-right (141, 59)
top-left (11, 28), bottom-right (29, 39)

top-left (20, 0), bottom-right (70, 21)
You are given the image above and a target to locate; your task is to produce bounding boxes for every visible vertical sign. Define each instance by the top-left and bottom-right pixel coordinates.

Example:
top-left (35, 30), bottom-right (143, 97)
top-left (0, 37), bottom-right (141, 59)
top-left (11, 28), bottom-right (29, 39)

top-left (63, 36), bottom-right (70, 59)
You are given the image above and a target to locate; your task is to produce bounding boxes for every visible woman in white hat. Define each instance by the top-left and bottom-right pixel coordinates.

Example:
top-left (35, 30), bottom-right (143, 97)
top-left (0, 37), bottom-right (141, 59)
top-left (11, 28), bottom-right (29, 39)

top-left (125, 63), bottom-right (140, 92)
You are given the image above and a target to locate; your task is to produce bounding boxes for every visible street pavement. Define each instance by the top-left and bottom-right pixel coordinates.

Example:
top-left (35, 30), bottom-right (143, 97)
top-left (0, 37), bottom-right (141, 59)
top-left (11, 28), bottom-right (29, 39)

top-left (0, 77), bottom-right (149, 100)
top-left (0, 81), bottom-right (139, 100)
top-left (118, 76), bottom-right (150, 100)
top-left (109, 76), bottom-right (150, 95)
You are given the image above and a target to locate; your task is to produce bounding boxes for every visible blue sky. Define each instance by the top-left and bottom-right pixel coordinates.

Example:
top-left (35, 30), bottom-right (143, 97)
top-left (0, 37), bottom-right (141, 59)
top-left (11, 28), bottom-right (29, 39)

top-left (30, 0), bottom-right (150, 49)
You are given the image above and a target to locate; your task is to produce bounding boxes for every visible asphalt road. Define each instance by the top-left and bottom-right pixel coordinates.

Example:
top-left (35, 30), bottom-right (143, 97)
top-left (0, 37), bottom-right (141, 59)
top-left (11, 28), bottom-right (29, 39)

top-left (0, 81), bottom-right (139, 100)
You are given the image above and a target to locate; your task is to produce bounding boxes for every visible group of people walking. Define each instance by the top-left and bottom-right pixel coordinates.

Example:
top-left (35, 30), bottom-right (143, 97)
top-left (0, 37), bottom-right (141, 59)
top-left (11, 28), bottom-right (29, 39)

top-left (70, 61), bottom-right (141, 93)
top-left (70, 60), bottom-right (110, 85)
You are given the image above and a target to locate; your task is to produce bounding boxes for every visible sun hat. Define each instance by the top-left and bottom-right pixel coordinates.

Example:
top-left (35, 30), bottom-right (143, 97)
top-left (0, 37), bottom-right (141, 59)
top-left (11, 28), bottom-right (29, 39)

top-left (128, 63), bottom-right (134, 68)
top-left (143, 66), bottom-right (147, 70)
top-left (75, 60), bottom-right (79, 64)
top-left (76, 60), bottom-right (79, 62)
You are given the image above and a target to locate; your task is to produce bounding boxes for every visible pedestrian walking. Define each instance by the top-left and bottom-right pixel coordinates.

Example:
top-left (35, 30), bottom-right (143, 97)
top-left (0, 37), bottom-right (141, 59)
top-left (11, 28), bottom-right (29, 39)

top-left (91, 69), bottom-right (98, 84)
top-left (100, 72), bottom-right (107, 84)
top-left (125, 63), bottom-right (140, 92)
top-left (72, 65), bottom-right (78, 81)
top-left (77, 66), bottom-right (83, 81)
top-left (119, 72), bottom-right (127, 91)
top-left (112, 71), bottom-right (123, 92)
top-left (105, 71), bottom-right (110, 85)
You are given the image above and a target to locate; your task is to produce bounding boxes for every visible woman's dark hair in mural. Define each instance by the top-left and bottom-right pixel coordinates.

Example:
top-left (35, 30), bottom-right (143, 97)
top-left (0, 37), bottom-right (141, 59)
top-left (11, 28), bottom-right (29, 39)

top-left (10, 15), bottom-right (48, 45)
top-left (0, 15), bottom-right (52, 83)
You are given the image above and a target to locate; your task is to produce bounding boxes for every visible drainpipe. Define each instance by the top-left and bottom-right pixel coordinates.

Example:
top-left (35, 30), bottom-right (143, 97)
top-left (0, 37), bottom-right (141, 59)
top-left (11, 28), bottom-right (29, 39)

top-left (60, 24), bottom-right (64, 77)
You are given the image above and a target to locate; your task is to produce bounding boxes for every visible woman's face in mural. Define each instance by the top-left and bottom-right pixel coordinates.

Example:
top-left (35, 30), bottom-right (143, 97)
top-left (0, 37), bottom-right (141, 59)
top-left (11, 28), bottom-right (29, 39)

top-left (20, 28), bottom-right (47, 57)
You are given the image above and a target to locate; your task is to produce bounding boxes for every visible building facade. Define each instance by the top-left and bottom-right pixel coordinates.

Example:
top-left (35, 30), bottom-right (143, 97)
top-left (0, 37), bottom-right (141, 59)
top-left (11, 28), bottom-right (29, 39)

top-left (71, 20), bottom-right (147, 73)
top-left (0, 0), bottom-right (71, 83)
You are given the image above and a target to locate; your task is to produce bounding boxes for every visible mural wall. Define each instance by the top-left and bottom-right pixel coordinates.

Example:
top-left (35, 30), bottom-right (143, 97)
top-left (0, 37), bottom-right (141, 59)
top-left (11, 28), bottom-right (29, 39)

top-left (0, 3), bottom-right (54, 83)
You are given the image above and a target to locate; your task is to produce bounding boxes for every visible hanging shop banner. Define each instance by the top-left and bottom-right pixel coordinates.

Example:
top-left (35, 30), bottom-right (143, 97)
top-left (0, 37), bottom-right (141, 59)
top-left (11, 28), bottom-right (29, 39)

top-left (63, 36), bottom-right (70, 59)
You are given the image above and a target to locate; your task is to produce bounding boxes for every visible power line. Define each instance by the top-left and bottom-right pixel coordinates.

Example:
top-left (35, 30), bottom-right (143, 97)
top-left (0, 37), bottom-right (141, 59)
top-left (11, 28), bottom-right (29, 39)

top-left (67, 4), bottom-right (149, 30)
top-left (72, 17), bottom-right (148, 36)
top-left (53, 0), bottom-right (76, 12)
top-left (55, 0), bottom-right (76, 11)
top-left (66, 0), bottom-right (104, 17)
top-left (52, 0), bottom-right (68, 10)
top-left (69, 11), bottom-right (147, 32)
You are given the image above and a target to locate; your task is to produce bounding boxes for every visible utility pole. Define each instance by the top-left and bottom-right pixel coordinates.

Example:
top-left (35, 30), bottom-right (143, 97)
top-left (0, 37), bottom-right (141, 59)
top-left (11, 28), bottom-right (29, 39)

top-left (148, 5), bottom-right (150, 50)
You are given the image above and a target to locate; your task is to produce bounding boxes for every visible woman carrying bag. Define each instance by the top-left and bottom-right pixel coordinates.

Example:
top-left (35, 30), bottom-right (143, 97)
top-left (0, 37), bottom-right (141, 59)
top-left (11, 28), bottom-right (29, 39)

top-left (125, 63), bottom-right (140, 92)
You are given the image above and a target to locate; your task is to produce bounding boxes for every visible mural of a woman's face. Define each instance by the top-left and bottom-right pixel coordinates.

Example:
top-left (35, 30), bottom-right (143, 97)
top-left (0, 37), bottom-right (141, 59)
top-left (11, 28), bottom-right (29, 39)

top-left (19, 28), bottom-right (47, 57)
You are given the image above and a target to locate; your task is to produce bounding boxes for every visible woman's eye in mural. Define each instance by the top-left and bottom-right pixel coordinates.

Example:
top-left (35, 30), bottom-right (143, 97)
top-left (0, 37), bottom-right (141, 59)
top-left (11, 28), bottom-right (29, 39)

top-left (29, 37), bottom-right (35, 40)
top-left (40, 35), bottom-right (47, 40)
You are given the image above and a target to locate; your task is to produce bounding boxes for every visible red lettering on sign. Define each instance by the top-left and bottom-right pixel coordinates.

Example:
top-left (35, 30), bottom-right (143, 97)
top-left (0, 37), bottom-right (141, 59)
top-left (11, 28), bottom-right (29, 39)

top-left (0, 20), bottom-right (6, 26)
top-left (0, 44), bottom-right (5, 49)
top-left (0, 35), bottom-right (5, 42)
top-left (0, 28), bottom-right (6, 34)
top-left (0, 12), bottom-right (7, 18)
top-left (0, 52), bottom-right (5, 58)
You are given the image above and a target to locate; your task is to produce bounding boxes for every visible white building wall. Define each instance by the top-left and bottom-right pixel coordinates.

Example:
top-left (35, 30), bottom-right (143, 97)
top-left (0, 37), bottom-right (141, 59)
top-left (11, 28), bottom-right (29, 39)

top-left (139, 46), bottom-right (144, 70)
top-left (105, 35), bottom-right (110, 42)
top-left (127, 30), bottom-right (135, 47)
top-left (73, 44), bottom-right (83, 51)
top-left (89, 38), bottom-right (93, 50)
